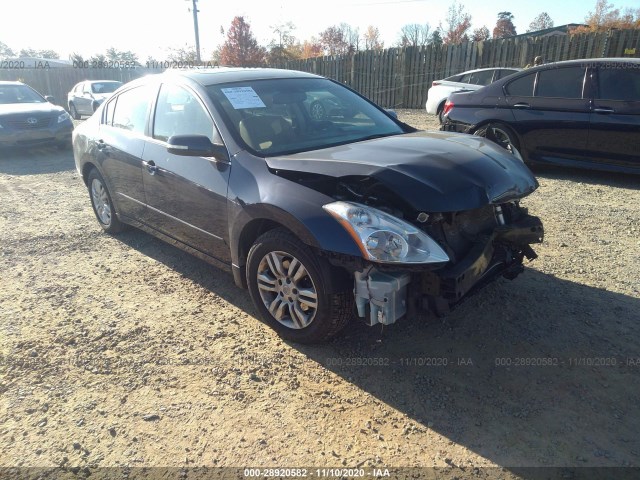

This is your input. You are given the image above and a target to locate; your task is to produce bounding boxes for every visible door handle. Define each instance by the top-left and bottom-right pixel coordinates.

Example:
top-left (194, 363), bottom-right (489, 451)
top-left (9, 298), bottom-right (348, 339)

top-left (142, 160), bottom-right (158, 175)
top-left (513, 103), bottom-right (530, 109)
top-left (593, 107), bottom-right (614, 114)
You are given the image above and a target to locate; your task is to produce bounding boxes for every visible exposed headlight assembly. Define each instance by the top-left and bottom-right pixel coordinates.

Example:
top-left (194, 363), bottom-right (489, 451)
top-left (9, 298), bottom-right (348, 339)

top-left (323, 201), bottom-right (449, 264)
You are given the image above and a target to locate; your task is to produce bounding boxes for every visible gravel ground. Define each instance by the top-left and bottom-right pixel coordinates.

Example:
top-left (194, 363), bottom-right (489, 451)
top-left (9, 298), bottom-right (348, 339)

top-left (1, 111), bottom-right (639, 476)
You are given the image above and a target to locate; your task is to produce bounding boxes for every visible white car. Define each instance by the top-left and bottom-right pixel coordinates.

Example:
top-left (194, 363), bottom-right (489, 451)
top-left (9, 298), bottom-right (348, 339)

top-left (426, 67), bottom-right (521, 122)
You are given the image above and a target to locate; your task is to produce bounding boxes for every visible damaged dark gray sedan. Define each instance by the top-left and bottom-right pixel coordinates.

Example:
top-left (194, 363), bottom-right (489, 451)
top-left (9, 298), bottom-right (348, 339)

top-left (73, 68), bottom-right (544, 343)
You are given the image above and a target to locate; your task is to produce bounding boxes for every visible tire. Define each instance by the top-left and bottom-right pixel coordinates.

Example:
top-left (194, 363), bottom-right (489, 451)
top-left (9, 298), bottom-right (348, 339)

top-left (474, 122), bottom-right (524, 162)
top-left (246, 228), bottom-right (352, 344)
top-left (437, 102), bottom-right (446, 124)
top-left (87, 168), bottom-right (126, 234)
top-left (69, 103), bottom-right (81, 120)
top-left (309, 100), bottom-right (326, 121)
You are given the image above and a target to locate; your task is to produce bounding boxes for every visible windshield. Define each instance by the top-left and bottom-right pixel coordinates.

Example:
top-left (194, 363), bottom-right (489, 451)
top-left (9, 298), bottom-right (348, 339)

top-left (207, 78), bottom-right (405, 156)
top-left (91, 82), bottom-right (122, 94)
top-left (0, 85), bottom-right (45, 104)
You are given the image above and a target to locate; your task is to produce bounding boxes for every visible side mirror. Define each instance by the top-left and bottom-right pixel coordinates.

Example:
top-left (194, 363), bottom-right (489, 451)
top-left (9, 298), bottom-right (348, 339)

top-left (385, 108), bottom-right (398, 119)
top-left (167, 135), bottom-right (229, 161)
top-left (45, 95), bottom-right (55, 103)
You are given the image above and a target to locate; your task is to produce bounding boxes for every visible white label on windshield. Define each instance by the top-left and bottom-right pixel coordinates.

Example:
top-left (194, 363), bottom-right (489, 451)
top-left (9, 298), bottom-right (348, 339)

top-left (221, 87), bottom-right (266, 109)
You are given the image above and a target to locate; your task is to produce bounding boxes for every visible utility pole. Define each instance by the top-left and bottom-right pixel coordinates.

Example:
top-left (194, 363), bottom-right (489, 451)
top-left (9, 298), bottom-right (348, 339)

top-left (187, 0), bottom-right (201, 63)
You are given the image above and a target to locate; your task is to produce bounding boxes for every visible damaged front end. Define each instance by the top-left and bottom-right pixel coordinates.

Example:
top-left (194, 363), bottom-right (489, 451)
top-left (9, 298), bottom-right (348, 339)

top-left (266, 131), bottom-right (544, 326)
top-left (341, 200), bottom-right (543, 325)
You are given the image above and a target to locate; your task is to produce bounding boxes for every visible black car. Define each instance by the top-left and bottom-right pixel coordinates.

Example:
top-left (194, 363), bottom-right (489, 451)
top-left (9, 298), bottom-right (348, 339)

top-left (68, 80), bottom-right (123, 119)
top-left (442, 58), bottom-right (640, 174)
top-left (0, 81), bottom-right (73, 149)
top-left (73, 68), bottom-right (544, 343)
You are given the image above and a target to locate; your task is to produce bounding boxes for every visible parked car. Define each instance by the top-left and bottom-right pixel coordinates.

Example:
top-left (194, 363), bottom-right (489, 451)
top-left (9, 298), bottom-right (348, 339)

top-left (67, 80), bottom-right (122, 119)
top-left (426, 67), bottom-right (521, 122)
top-left (73, 67), bottom-right (543, 343)
top-left (304, 90), bottom-right (355, 120)
top-left (0, 81), bottom-right (73, 149)
top-left (442, 58), bottom-right (640, 174)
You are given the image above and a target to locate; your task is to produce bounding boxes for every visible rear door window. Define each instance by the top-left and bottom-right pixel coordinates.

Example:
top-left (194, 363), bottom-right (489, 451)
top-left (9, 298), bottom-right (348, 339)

top-left (111, 86), bottom-right (154, 134)
top-left (536, 67), bottom-right (586, 98)
top-left (506, 73), bottom-right (536, 96)
top-left (469, 70), bottom-right (495, 86)
top-left (597, 67), bottom-right (640, 101)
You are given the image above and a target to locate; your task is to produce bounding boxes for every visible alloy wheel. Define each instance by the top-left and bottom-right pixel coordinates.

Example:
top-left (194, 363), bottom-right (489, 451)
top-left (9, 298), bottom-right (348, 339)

top-left (91, 178), bottom-right (112, 226)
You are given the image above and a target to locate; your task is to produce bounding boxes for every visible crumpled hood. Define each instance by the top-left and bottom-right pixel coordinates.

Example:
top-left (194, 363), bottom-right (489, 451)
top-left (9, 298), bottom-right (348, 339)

top-left (266, 131), bottom-right (539, 212)
top-left (0, 102), bottom-right (65, 117)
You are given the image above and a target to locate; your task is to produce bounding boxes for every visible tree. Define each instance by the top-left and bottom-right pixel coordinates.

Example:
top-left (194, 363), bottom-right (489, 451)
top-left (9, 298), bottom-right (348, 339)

top-left (301, 39), bottom-right (323, 59)
top-left (267, 22), bottom-right (301, 64)
top-left (318, 26), bottom-right (350, 55)
top-left (471, 26), bottom-right (490, 42)
top-left (340, 23), bottom-right (360, 52)
top-left (443, 2), bottom-right (472, 44)
top-left (431, 28), bottom-right (443, 46)
top-left (219, 16), bottom-right (266, 67)
top-left (0, 41), bottom-right (14, 58)
top-left (493, 11), bottom-right (517, 38)
top-left (69, 52), bottom-right (84, 64)
top-left (105, 48), bottom-right (139, 64)
top-left (527, 12), bottom-right (554, 32)
top-left (571, 0), bottom-right (640, 33)
top-left (396, 24), bottom-right (431, 47)
top-left (167, 46), bottom-right (199, 62)
top-left (18, 48), bottom-right (60, 59)
top-left (363, 26), bottom-right (384, 50)
top-left (89, 53), bottom-right (107, 64)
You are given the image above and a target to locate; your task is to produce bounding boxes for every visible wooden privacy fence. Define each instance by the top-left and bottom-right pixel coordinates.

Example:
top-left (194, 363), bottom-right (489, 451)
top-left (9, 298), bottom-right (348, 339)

top-left (1, 29), bottom-right (639, 111)
top-left (277, 28), bottom-right (640, 109)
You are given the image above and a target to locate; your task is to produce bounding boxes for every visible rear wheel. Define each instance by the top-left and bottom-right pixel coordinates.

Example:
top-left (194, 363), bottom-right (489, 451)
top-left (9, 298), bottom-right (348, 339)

top-left (87, 168), bottom-right (126, 233)
top-left (474, 123), bottom-right (524, 162)
top-left (309, 100), bottom-right (326, 121)
top-left (247, 229), bottom-right (352, 344)
top-left (437, 102), bottom-right (446, 124)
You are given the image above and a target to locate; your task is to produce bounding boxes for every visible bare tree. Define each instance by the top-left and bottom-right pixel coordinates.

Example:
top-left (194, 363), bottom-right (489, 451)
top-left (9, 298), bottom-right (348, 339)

top-left (442, 1), bottom-right (472, 45)
top-left (363, 26), bottom-right (384, 50)
top-left (396, 23), bottom-right (431, 47)
top-left (527, 12), bottom-right (554, 32)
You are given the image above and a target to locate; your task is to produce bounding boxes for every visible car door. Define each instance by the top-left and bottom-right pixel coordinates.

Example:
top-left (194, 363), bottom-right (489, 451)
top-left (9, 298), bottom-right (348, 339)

top-left (505, 66), bottom-right (591, 163)
top-left (79, 82), bottom-right (94, 115)
top-left (587, 65), bottom-right (640, 168)
top-left (141, 82), bottom-right (231, 262)
top-left (96, 84), bottom-right (156, 221)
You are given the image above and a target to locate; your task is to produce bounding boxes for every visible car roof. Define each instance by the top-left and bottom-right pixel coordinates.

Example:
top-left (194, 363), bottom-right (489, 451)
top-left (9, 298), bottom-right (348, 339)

top-left (164, 67), bottom-right (323, 86)
top-left (446, 66), bottom-right (522, 76)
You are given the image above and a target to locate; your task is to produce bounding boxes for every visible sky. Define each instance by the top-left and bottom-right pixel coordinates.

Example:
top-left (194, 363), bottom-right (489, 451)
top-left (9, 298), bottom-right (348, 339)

top-left (1, 0), bottom-right (639, 61)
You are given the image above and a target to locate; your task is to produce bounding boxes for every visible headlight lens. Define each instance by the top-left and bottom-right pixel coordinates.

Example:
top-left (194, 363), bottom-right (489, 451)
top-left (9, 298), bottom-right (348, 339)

top-left (57, 112), bottom-right (70, 123)
top-left (323, 201), bottom-right (449, 264)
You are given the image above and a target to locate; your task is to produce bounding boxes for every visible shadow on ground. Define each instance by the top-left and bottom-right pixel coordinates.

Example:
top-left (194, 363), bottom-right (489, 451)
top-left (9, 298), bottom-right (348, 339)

top-left (0, 147), bottom-right (75, 175)
top-left (113, 226), bottom-right (640, 474)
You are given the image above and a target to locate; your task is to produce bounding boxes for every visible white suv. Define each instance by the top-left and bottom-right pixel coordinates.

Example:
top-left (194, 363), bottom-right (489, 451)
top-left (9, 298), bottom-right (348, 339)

top-left (426, 67), bottom-right (521, 122)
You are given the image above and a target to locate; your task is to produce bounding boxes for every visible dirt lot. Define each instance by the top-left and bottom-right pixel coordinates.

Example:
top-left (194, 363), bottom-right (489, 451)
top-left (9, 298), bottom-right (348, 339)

top-left (1, 111), bottom-right (639, 477)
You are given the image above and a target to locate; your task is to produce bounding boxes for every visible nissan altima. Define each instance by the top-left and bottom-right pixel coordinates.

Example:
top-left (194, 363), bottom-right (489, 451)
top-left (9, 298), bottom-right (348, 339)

top-left (72, 67), bottom-right (544, 343)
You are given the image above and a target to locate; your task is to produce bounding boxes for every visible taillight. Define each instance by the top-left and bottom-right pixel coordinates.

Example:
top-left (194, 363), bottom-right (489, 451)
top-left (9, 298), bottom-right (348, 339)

top-left (432, 81), bottom-right (440, 87)
top-left (443, 100), bottom-right (454, 116)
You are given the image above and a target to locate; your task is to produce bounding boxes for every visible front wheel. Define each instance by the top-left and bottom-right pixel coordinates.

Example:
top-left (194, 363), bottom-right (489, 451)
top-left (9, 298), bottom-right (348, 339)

top-left (87, 168), bottom-right (126, 233)
top-left (247, 229), bottom-right (352, 344)
top-left (474, 123), bottom-right (524, 162)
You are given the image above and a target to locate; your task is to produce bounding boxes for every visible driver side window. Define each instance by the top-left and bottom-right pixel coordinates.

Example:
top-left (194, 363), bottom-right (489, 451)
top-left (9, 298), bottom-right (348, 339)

top-left (153, 84), bottom-right (218, 143)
